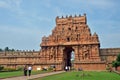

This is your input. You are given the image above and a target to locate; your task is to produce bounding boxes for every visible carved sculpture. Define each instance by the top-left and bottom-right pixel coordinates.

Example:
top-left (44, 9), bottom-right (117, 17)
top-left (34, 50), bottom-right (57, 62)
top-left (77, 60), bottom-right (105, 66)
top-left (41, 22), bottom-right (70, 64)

top-left (40, 14), bottom-right (101, 70)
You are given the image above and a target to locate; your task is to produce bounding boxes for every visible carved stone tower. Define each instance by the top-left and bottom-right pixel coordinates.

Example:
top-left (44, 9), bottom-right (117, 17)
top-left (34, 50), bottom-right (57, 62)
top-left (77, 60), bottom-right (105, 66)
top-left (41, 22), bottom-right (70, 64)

top-left (40, 14), bottom-right (101, 70)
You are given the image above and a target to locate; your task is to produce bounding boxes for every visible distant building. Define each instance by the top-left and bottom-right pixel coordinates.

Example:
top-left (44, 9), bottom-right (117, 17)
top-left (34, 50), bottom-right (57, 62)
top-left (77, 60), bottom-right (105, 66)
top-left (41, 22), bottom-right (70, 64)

top-left (0, 14), bottom-right (120, 70)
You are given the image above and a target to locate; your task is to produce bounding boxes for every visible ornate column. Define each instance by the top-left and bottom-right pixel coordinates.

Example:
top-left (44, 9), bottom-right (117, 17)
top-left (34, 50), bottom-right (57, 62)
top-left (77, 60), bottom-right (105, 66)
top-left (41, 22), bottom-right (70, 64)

top-left (72, 46), bottom-right (78, 62)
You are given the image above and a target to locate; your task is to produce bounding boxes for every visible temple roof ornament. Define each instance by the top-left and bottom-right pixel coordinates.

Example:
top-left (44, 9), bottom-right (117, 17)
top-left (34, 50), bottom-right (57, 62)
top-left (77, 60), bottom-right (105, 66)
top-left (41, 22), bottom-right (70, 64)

top-left (41, 14), bottom-right (99, 47)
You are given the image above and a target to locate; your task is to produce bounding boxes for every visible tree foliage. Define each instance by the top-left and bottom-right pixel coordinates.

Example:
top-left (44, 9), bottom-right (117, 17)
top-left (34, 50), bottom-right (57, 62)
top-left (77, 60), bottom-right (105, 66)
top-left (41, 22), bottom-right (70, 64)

top-left (4, 47), bottom-right (15, 51)
top-left (0, 48), bottom-right (3, 51)
top-left (116, 54), bottom-right (120, 62)
top-left (112, 61), bottom-right (119, 67)
top-left (112, 53), bottom-right (120, 70)
top-left (4, 47), bottom-right (9, 51)
top-left (0, 65), bottom-right (4, 71)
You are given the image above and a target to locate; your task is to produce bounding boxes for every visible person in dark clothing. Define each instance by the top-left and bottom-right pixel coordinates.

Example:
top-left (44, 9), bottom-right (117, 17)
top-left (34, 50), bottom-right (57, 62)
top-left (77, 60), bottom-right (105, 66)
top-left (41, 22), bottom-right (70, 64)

top-left (53, 65), bottom-right (56, 71)
top-left (24, 65), bottom-right (27, 76)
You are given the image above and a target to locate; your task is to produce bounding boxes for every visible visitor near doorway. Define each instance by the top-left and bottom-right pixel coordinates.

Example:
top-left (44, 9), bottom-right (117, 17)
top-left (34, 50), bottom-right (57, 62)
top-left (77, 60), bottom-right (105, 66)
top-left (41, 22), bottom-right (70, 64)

top-left (28, 65), bottom-right (32, 76)
top-left (24, 65), bottom-right (27, 76)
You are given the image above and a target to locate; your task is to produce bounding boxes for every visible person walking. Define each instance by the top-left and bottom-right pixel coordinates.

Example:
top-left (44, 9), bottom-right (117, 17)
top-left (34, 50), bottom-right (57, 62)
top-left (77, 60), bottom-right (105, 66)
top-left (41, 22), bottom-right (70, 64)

top-left (65, 66), bottom-right (68, 71)
top-left (28, 65), bottom-right (32, 76)
top-left (53, 65), bottom-right (56, 71)
top-left (68, 66), bottom-right (70, 71)
top-left (24, 65), bottom-right (27, 76)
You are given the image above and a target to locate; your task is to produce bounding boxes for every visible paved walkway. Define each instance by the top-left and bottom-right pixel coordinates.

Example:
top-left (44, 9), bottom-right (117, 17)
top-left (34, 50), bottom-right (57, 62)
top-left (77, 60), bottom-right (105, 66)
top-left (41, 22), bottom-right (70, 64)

top-left (1, 71), bottom-right (65, 80)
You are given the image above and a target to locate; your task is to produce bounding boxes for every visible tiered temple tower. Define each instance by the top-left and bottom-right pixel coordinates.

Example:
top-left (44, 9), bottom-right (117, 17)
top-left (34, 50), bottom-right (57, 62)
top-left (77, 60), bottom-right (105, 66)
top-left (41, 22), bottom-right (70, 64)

top-left (40, 14), bottom-right (103, 70)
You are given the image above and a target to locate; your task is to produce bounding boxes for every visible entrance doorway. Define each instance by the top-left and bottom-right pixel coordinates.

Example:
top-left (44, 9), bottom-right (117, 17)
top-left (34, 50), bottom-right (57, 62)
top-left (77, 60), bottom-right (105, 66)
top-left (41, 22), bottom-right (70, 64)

top-left (63, 47), bottom-right (74, 69)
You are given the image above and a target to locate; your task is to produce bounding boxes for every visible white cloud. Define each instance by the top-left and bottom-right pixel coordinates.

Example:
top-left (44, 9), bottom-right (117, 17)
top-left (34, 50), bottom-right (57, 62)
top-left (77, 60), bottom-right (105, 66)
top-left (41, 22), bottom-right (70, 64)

top-left (0, 25), bottom-right (41, 35)
top-left (69, 0), bottom-right (114, 7)
top-left (0, 0), bottom-right (9, 8)
top-left (100, 33), bottom-right (120, 48)
top-left (55, 0), bottom-right (116, 12)
top-left (87, 0), bottom-right (114, 7)
top-left (54, 7), bottom-right (65, 16)
top-left (0, 0), bottom-right (120, 50)
top-left (0, 0), bottom-right (25, 21)
top-left (0, 0), bottom-right (22, 9)
top-left (0, 25), bottom-right (41, 50)
top-left (43, 0), bottom-right (51, 8)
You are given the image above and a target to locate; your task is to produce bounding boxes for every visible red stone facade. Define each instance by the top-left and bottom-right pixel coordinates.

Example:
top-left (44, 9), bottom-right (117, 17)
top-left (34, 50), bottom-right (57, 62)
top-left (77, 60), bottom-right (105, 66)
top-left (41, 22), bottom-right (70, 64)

top-left (0, 14), bottom-right (120, 71)
top-left (39, 14), bottom-right (103, 70)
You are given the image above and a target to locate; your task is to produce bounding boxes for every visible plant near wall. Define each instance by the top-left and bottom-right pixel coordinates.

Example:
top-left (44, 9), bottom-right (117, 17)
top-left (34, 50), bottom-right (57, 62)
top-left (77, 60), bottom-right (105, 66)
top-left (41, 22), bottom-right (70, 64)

top-left (0, 48), bottom-right (3, 51)
top-left (0, 65), bottom-right (4, 71)
top-left (112, 53), bottom-right (120, 70)
top-left (3, 67), bottom-right (17, 72)
top-left (17, 66), bottom-right (24, 71)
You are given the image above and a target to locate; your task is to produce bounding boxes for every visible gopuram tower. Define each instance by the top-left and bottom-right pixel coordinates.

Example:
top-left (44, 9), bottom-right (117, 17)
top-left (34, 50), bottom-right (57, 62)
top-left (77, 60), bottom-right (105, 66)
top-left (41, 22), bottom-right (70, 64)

top-left (40, 14), bottom-right (105, 70)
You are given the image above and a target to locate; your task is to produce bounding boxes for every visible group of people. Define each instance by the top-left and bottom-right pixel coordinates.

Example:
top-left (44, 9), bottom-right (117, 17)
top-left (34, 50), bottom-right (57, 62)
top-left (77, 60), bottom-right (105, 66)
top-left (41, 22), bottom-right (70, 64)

top-left (24, 65), bottom-right (32, 76)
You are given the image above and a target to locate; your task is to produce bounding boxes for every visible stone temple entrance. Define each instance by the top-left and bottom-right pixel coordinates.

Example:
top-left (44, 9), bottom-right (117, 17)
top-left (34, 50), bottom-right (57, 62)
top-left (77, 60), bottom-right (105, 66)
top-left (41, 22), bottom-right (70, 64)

top-left (39, 14), bottom-right (102, 70)
top-left (63, 47), bottom-right (74, 68)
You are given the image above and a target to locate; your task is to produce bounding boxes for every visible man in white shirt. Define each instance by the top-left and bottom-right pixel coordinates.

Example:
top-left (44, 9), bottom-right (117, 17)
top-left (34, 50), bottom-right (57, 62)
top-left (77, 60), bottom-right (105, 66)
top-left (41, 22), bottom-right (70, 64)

top-left (65, 66), bottom-right (68, 71)
top-left (28, 65), bottom-right (32, 76)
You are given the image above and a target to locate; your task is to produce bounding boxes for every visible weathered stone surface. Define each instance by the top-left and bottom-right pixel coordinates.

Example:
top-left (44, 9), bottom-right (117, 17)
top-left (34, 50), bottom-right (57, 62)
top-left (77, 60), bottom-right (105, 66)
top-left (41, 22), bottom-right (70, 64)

top-left (39, 14), bottom-right (101, 70)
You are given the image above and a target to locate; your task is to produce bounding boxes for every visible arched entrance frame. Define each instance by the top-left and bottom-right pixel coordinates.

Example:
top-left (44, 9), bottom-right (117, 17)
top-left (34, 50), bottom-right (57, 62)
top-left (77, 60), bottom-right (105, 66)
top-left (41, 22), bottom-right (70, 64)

top-left (62, 46), bottom-right (78, 69)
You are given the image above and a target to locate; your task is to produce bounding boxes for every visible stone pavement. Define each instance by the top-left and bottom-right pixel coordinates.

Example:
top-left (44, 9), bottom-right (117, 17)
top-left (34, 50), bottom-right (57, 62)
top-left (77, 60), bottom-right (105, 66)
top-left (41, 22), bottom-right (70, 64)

top-left (1, 71), bottom-right (65, 80)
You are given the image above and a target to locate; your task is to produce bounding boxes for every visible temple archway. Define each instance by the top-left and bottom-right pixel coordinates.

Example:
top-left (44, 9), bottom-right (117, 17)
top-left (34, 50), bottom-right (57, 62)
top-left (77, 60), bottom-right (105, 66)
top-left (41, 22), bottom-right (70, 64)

top-left (63, 47), bottom-right (74, 68)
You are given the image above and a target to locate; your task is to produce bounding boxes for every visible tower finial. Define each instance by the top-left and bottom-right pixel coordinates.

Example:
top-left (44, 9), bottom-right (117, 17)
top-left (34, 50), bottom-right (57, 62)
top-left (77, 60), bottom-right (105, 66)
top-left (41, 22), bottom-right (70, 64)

top-left (69, 15), bottom-right (72, 18)
top-left (66, 15), bottom-right (68, 18)
top-left (75, 14), bottom-right (77, 17)
top-left (56, 16), bottom-right (59, 19)
top-left (84, 13), bottom-right (86, 16)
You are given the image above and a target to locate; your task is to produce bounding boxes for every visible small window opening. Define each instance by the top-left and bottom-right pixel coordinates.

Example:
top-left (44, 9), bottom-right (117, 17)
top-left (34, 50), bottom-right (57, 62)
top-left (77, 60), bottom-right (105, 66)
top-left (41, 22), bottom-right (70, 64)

top-left (67, 37), bottom-right (70, 42)
top-left (68, 28), bottom-right (71, 30)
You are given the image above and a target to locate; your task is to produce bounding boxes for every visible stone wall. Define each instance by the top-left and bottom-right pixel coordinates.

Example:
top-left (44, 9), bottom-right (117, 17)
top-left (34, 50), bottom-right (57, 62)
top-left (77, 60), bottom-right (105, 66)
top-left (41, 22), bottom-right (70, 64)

top-left (100, 48), bottom-right (120, 63)
top-left (0, 48), bottom-right (120, 70)
top-left (74, 62), bottom-right (106, 71)
top-left (0, 51), bottom-right (40, 70)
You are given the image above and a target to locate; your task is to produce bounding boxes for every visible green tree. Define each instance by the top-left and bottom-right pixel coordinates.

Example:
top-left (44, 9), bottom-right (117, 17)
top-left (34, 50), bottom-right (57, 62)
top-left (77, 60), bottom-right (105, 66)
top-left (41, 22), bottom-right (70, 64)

top-left (112, 53), bottom-right (120, 70)
top-left (0, 65), bottom-right (4, 71)
top-left (112, 61), bottom-right (119, 70)
top-left (11, 48), bottom-right (15, 51)
top-left (4, 47), bottom-right (9, 51)
top-left (116, 54), bottom-right (120, 62)
top-left (0, 48), bottom-right (3, 51)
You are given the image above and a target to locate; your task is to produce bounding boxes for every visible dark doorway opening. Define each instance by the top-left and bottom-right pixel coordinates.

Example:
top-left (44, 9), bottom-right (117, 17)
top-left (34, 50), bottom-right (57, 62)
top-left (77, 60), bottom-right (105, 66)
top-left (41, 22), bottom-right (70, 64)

top-left (63, 47), bottom-right (74, 69)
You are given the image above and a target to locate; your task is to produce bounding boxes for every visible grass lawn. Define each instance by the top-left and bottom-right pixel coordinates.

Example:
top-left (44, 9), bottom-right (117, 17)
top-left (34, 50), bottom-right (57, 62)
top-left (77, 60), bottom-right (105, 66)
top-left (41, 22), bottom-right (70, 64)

top-left (33, 71), bottom-right (120, 80)
top-left (0, 70), bottom-right (50, 79)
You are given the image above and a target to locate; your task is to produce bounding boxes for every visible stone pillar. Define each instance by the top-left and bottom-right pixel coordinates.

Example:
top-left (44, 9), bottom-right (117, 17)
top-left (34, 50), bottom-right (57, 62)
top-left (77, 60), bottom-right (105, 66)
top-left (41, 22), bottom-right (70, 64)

top-left (73, 46), bottom-right (78, 62)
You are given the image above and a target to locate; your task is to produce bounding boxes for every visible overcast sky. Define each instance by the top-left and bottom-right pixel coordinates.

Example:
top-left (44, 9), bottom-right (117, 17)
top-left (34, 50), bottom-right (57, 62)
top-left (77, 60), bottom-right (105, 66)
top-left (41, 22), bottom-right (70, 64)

top-left (0, 0), bottom-right (120, 50)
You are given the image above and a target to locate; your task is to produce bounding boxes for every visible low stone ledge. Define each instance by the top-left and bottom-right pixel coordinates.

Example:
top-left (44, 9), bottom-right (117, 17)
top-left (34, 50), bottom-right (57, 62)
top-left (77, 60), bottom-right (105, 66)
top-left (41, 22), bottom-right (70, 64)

top-left (113, 70), bottom-right (120, 75)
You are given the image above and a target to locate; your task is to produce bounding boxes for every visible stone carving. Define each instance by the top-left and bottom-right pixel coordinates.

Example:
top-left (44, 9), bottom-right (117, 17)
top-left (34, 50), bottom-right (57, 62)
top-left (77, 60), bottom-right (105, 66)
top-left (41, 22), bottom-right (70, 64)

top-left (40, 14), bottom-right (101, 70)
